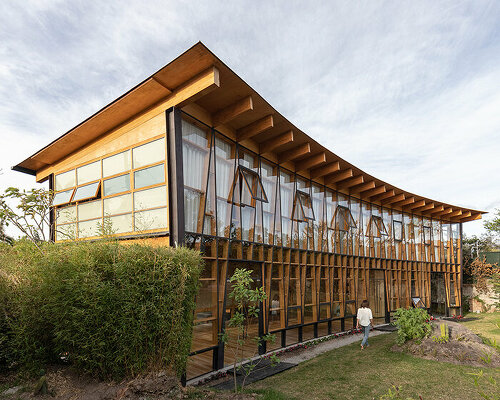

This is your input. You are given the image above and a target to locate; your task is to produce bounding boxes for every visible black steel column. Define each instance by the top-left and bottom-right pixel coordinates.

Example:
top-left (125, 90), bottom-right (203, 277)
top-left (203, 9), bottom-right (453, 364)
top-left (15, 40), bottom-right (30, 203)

top-left (459, 222), bottom-right (463, 316)
top-left (166, 107), bottom-right (185, 246)
top-left (49, 174), bottom-right (55, 242)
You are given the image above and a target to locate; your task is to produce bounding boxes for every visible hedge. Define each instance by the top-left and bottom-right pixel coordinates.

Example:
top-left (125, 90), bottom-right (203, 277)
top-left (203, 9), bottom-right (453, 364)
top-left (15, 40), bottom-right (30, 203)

top-left (0, 240), bottom-right (202, 379)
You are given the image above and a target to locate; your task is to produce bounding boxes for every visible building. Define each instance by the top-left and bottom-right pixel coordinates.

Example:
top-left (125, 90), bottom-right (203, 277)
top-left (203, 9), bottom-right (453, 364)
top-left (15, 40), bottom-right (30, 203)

top-left (14, 43), bottom-right (485, 379)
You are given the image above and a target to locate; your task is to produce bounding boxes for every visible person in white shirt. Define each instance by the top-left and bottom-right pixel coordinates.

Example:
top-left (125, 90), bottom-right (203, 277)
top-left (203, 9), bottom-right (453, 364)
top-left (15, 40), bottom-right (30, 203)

top-left (356, 299), bottom-right (373, 349)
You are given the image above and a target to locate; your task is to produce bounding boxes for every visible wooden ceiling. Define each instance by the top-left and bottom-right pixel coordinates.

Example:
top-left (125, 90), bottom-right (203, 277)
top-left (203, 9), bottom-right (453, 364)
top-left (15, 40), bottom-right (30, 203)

top-left (14, 42), bottom-right (484, 223)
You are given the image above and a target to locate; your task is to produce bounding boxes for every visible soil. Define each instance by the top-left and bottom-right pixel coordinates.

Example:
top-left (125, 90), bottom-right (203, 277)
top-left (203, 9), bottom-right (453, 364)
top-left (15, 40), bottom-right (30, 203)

top-left (392, 320), bottom-right (500, 368)
top-left (0, 367), bottom-right (257, 400)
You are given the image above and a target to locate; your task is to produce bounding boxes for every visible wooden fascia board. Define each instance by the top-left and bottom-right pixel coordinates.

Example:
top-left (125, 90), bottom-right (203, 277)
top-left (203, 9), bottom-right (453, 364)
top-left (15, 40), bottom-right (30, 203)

top-left (237, 114), bottom-right (274, 141)
top-left (35, 66), bottom-right (220, 182)
top-left (360, 185), bottom-right (386, 198)
top-left (370, 189), bottom-right (395, 202)
top-left (213, 95), bottom-right (253, 126)
top-left (278, 143), bottom-right (310, 163)
top-left (310, 161), bottom-right (340, 179)
top-left (381, 193), bottom-right (405, 205)
top-left (392, 197), bottom-right (415, 208)
top-left (404, 199), bottom-right (426, 210)
top-left (336, 175), bottom-right (364, 190)
top-left (349, 180), bottom-right (375, 195)
top-left (325, 169), bottom-right (353, 185)
top-left (296, 152), bottom-right (327, 172)
top-left (260, 130), bottom-right (294, 154)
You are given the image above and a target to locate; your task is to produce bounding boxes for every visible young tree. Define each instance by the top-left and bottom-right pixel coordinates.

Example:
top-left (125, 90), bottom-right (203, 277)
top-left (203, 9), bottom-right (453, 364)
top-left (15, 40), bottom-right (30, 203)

top-left (484, 208), bottom-right (500, 247)
top-left (220, 268), bottom-right (278, 392)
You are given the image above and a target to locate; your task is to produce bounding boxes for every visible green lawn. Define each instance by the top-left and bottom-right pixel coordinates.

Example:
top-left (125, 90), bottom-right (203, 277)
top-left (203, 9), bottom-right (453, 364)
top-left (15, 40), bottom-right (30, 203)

top-left (249, 331), bottom-right (500, 400)
top-left (460, 312), bottom-right (500, 344)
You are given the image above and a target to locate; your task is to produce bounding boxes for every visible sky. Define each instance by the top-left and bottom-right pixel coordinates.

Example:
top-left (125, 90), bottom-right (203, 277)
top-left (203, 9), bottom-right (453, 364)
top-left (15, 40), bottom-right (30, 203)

top-left (0, 0), bottom-right (499, 238)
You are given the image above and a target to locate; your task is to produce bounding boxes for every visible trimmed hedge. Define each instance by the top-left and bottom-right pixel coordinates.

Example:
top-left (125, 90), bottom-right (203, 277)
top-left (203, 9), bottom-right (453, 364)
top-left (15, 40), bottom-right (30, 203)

top-left (0, 240), bottom-right (202, 379)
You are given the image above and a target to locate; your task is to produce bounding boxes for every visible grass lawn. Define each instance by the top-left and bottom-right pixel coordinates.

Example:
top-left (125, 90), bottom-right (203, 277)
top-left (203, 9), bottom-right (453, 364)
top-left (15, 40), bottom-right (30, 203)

top-left (248, 331), bottom-right (500, 400)
top-left (460, 312), bottom-right (500, 344)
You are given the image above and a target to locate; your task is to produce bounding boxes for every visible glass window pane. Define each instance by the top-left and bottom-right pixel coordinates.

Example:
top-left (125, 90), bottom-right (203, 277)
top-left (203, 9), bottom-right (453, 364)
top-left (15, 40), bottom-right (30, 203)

top-left (53, 189), bottom-right (74, 205)
top-left (103, 150), bottom-right (130, 177)
top-left (73, 182), bottom-right (100, 202)
top-left (134, 186), bottom-right (167, 211)
top-left (135, 207), bottom-right (167, 231)
top-left (108, 213), bottom-right (133, 234)
top-left (78, 200), bottom-right (102, 221)
top-left (134, 164), bottom-right (164, 190)
top-left (78, 219), bottom-right (101, 238)
top-left (56, 206), bottom-right (76, 225)
top-left (103, 174), bottom-right (130, 196)
top-left (77, 161), bottom-right (101, 185)
top-left (104, 193), bottom-right (132, 216)
top-left (55, 223), bottom-right (76, 241)
top-left (55, 170), bottom-right (75, 191)
top-left (133, 138), bottom-right (165, 169)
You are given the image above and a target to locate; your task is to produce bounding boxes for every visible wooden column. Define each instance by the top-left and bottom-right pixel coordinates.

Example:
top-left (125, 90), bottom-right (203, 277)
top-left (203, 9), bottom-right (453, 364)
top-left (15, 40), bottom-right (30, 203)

top-left (166, 107), bottom-right (185, 246)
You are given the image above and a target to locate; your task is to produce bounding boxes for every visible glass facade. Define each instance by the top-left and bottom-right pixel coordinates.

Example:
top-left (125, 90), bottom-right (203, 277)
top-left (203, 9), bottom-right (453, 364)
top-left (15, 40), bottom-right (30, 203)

top-left (179, 113), bottom-right (463, 379)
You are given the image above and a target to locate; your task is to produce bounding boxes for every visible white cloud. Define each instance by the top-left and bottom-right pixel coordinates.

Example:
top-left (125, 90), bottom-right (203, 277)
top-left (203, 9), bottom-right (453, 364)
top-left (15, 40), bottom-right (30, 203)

top-left (1, 0), bottom-right (499, 238)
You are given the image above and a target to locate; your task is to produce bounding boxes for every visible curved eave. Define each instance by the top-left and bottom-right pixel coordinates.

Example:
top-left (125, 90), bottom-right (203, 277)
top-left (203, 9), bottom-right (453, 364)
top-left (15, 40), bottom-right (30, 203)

top-left (13, 42), bottom-right (485, 223)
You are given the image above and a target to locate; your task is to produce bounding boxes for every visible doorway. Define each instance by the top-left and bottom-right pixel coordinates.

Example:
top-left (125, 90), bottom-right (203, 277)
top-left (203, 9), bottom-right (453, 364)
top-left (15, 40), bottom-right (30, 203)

top-left (431, 272), bottom-right (446, 315)
top-left (369, 270), bottom-right (386, 325)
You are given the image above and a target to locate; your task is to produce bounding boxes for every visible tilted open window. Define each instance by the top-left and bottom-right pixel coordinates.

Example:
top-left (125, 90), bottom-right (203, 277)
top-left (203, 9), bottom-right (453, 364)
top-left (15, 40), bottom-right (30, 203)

top-left (367, 215), bottom-right (388, 237)
top-left (229, 165), bottom-right (268, 207)
top-left (423, 226), bottom-right (432, 245)
top-left (292, 190), bottom-right (315, 222)
top-left (72, 181), bottom-right (101, 202)
top-left (331, 205), bottom-right (356, 231)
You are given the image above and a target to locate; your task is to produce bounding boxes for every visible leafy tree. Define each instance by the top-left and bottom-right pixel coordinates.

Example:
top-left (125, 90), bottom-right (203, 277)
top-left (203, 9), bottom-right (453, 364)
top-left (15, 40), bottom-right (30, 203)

top-left (0, 187), bottom-right (53, 252)
top-left (484, 208), bottom-right (500, 240)
top-left (220, 268), bottom-right (278, 392)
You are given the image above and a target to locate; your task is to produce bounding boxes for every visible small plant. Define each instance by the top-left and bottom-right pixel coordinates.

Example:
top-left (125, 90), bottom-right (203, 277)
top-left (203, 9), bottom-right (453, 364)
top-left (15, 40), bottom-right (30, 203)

top-left (483, 337), bottom-right (499, 351)
top-left (480, 350), bottom-right (492, 365)
top-left (432, 323), bottom-right (449, 344)
top-left (393, 308), bottom-right (432, 345)
top-left (220, 268), bottom-right (278, 393)
top-left (379, 385), bottom-right (420, 400)
top-left (468, 370), bottom-right (499, 400)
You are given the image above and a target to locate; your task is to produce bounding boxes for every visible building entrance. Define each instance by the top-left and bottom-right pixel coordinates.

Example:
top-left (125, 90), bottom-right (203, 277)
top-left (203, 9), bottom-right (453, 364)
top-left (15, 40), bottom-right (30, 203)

top-left (369, 270), bottom-right (386, 325)
top-left (431, 272), bottom-right (446, 315)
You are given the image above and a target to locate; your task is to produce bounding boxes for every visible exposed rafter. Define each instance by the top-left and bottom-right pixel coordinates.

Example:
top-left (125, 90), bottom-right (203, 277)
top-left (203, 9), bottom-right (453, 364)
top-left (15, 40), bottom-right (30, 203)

top-left (413, 202), bottom-right (435, 212)
top-left (448, 210), bottom-right (463, 218)
top-left (237, 114), bottom-right (274, 141)
top-left (336, 175), bottom-right (364, 190)
top-left (392, 197), bottom-right (415, 208)
top-left (371, 189), bottom-right (395, 202)
top-left (310, 162), bottom-right (340, 179)
top-left (213, 95), bottom-right (253, 126)
top-left (431, 207), bottom-right (453, 217)
top-left (427, 205), bottom-right (445, 215)
top-left (260, 130), bottom-right (294, 154)
top-left (404, 199), bottom-right (426, 210)
top-left (325, 169), bottom-right (353, 185)
top-left (359, 185), bottom-right (386, 198)
top-left (349, 180), bottom-right (375, 195)
top-left (381, 193), bottom-right (405, 205)
top-left (296, 152), bottom-right (327, 172)
top-left (278, 143), bottom-right (310, 163)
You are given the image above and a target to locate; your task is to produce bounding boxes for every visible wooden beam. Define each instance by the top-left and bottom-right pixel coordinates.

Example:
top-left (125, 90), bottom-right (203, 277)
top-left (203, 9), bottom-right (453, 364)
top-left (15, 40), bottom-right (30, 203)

top-left (325, 169), bottom-right (353, 185)
top-left (381, 193), bottom-right (405, 205)
top-left (413, 202), bottom-right (435, 212)
top-left (360, 185), bottom-right (386, 198)
top-left (296, 152), bottom-right (327, 172)
top-left (260, 130), bottom-right (294, 154)
top-left (237, 114), bottom-right (274, 141)
top-left (349, 180), bottom-right (375, 195)
top-left (336, 175), bottom-right (364, 190)
top-left (447, 209), bottom-right (463, 218)
top-left (392, 197), bottom-right (415, 208)
top-left (431, 207), bottom-right (453, 217)
top-left (460, 212), bottom-right (481, 222)
top-left (427, 205), bottom-right (445, 215)
top-left (213, 95), bottom-right (253, 126)
top-left (371, 189), bottom-right (395, 202)
top-left (278, 143), bottom-right (310, 163)
top-left (310, 161), bottom-right (340, 179)
top-left (404, 199), bottom-right (426, 210)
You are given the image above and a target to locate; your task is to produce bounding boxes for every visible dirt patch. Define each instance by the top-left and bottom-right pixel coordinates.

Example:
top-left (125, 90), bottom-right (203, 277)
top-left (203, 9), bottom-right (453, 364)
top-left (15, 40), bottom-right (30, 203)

top-left (0, 367), bottom-right (257, 400)
top-left (392, 320), bottom-right (500, 368)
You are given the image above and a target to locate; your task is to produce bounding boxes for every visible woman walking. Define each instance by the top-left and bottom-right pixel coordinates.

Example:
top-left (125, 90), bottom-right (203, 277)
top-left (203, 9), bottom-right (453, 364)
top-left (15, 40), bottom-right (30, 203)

top-left (356, 299), bottom-right (373, 349)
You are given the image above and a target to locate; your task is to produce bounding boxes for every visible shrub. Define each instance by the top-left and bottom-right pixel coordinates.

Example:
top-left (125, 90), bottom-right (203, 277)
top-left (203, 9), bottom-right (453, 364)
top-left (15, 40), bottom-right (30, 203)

top-left (393, 307), bottom-right (432, 345)
top-left (0, 240), bottom-right (202, 379)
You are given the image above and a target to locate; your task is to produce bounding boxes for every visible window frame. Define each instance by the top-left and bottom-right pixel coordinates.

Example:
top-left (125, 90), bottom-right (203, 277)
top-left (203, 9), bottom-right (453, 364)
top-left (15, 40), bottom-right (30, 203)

top-left (229, 165), bottom-right (269, 208)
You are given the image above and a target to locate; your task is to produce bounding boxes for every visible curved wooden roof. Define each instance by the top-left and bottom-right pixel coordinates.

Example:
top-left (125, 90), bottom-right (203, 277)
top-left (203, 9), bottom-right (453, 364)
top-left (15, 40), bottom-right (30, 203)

top-left (13, 42), bottom-right (484, 223)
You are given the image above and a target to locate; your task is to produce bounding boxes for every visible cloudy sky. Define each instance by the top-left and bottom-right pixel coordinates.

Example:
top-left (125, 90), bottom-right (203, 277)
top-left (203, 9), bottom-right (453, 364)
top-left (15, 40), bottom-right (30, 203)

top-left (1, 0), bottom-right (499, 237)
